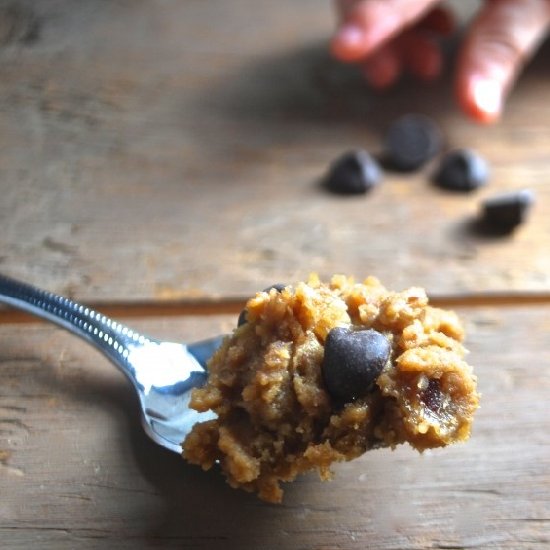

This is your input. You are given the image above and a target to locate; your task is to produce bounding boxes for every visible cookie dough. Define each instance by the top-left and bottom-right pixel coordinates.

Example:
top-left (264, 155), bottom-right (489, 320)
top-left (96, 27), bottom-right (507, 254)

top-left (183, 275), bottom-right (479, 503)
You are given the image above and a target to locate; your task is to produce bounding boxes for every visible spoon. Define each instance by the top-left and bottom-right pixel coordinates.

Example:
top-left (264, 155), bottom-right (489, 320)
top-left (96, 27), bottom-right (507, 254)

top-left (0, 273), bottom-right (224, 453)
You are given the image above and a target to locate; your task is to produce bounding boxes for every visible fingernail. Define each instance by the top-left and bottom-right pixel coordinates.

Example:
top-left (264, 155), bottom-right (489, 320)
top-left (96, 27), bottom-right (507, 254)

top-left (471, 77), bottom-right (502, 120)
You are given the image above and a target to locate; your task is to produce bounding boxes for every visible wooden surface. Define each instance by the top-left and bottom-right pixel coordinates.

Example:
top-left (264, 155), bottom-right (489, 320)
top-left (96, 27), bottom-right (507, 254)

top-left (0, 0), bottom-right (550, 300)
top-left (1, 0), bottom-right (550, 548)
top-left (2, 308), bottom-right (550, 549)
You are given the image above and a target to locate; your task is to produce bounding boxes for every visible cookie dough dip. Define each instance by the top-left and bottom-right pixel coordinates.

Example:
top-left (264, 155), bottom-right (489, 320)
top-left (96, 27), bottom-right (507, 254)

top-left (183, 275), bottom-right (479, 503)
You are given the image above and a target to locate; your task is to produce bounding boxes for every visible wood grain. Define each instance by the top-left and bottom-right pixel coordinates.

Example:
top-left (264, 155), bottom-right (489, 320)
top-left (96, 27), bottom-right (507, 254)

top-left (1, 308), bottom-right (549, 549)
top-left (1, 0), bottom-right (549, 301)
top-left (1, 0), bottom-right (550, 547)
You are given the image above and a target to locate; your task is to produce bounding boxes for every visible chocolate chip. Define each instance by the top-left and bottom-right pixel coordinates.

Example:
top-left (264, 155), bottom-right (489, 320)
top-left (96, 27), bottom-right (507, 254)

top-left (322, 327), bottom-right (390, 402)
top-left (237, 284), bottom-right (286, 326)
top-left (237, 310), bottom-right (248, 327)
top-left (480, 189), bottom-right (534, 234)
top-left (324, 150), bottom-right (382, 195)
top-left (384, 114), bottom-right (442, 172)
top-left (434, 149), bottom-right (489, 192)
top-left (422, 378), bottom-right (442, 413)
top-left (263, 283), bottom-right (286, 293)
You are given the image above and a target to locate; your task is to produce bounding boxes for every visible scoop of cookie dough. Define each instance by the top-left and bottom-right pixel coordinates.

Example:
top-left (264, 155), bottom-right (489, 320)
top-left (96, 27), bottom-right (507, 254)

top-left (183, 275), bottom-right (479, 503)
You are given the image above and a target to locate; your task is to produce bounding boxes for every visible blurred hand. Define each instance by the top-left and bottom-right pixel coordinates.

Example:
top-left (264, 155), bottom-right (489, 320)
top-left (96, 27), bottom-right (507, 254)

top-left (330, 0), bottom-right (550, 123)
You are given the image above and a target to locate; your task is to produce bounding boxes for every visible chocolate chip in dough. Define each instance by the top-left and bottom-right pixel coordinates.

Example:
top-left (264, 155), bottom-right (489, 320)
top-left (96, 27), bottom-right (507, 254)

top-left (322, 327), bottom-right (390, 402)
top-left (324, 149), bottom-right (382, 195)
top-left (384, 114), bottom-right (442, 172)
top-left (237, 283), bottom-right (287, 326)
top-left (480, 189), bottom-right (534, 234)
top-left (422, 378), bottom-right (443, 413)
top-left (434, 148), bottom-right (489, 192)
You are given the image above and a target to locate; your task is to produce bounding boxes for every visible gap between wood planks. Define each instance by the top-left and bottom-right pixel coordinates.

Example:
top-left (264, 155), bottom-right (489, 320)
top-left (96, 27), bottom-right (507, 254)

top-left (1, 292), bottom-right (550, 324)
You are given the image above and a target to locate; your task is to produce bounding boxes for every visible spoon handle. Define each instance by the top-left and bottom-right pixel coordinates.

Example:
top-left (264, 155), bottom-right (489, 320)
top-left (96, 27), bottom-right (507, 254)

top-left (0, 272), bottom-right (147, 379)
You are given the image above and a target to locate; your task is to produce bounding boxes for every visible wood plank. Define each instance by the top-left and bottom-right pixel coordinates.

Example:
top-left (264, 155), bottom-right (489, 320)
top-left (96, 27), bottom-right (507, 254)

top-left (1, 307), bottom-right (549, 549)
top-left (1, 0), bottom-right (550, 301)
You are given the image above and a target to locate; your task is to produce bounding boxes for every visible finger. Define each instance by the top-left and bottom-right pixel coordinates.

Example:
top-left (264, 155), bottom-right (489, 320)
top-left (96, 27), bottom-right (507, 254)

top-left (361, 44), bottom-right (402, 88)
top-left (417, 5), bottom-right (455, 36)
top-left (401, 32), bottom-right (442, 80)
top-left (331, 0), bottom-right (441, 62)
top-left (456, 0), bottom-right (550, 123)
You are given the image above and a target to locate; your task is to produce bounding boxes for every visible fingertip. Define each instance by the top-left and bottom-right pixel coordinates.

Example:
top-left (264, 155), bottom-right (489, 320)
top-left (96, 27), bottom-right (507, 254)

top-left (457, 75), bottom-right (503, 124)
top-left (419, 6), bottom-right (455, 36)
top-left (454, 0), bottom-right (550, 124)
top-left (330, 23), bottom-right (369, 62)
top-left (421, 51), bottom-right (442, 80)
top-left (402, 34), bottom-right (442, 81)
top-left (362, 47), bottom-right (401, 89)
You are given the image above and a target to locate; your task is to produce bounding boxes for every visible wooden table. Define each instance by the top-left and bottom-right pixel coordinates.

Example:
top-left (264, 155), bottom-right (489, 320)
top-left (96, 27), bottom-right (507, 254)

top-left (1, 1), bottom-right (549, 548)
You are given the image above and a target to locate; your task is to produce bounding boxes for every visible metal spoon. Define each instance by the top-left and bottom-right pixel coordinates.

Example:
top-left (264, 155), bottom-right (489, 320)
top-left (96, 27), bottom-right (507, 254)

top-left (0, 273), bottom-right (224, 453)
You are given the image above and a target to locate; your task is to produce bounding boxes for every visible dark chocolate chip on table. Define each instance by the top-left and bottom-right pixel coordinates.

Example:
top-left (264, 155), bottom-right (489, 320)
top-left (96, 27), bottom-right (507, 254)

top-left (237, 283), bottom-right (287, 326)
top-left (434, 148), bottom-right (489, 192)
top-left (322, 327), bottom-right (391, 402)
top-left (324, 149), bottom-right (382, 195)
top-left (383, 114), bottom-right (442, 172)
top-left (480, 189), bottom-right (534, 234)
